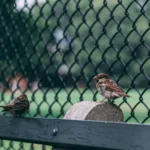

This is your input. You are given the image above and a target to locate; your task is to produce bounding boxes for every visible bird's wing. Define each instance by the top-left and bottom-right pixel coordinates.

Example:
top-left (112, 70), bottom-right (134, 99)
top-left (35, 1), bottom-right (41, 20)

top-left (14, 99), bottom-right (29, 108)
top-left (6, 99), bottom-right (24, 108)
top-left (106, 80), bottom-right (125, 93)
top-left (2, 97), bottom-right (29, 112)
top-left (14, 99), bottom-right (22, 104)
top-left (7, 98), bottom-right (16, 106)
top-left (1, 98), bottom-right (20, 110)
top-left (1, 104), bottom-right (14, 111)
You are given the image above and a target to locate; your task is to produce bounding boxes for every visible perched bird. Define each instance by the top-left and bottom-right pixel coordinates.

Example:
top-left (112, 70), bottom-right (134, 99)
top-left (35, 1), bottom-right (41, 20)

top-left (93, 73), bottom-right (130, 102)
top-left (0, 94), bottom-right (29, 116)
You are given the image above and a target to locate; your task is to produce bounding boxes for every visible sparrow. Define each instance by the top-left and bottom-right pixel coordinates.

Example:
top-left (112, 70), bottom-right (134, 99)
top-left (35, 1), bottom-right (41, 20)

top-left (0, 94), bottom-right (30, 116)
top-left (93, 73), bottom-right (130, 102)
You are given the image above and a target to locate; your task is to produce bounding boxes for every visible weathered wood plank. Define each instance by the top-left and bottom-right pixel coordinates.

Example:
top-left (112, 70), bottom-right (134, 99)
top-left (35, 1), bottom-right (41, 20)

top-left (0, 116), bottom-right (149, 150)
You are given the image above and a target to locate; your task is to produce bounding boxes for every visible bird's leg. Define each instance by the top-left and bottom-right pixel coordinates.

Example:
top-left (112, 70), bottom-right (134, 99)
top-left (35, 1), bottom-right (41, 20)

top-left (110, 99), bottom-right (115, 103)
top-left (108, 98), bottom-right (115, 104)
top-left (108, 99), bottom-right (111, 103)
top-left (112, 99), bottom-right (115, 104)
top-left (109, 93), bottom-right (114, 103)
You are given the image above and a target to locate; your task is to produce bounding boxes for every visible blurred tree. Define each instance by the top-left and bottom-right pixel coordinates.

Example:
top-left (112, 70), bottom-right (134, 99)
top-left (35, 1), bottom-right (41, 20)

top-left (31, 0), bottom-right (150, 87)
top-left (0, 0), bottom-right (149, 88)
top-left (0, 0), bottom-right (36, 88)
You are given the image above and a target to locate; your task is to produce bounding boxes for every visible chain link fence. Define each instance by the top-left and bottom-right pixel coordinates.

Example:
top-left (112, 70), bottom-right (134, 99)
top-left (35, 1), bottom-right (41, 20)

top-left (0, 0), bottom-right (150, 149)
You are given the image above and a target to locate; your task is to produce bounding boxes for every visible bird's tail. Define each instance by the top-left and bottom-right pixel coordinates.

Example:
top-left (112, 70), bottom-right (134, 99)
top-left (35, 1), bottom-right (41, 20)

top-left (0, 106), bottom-right (6, 108)
top-left (0, 106), bottom-right (11, 112)
top-left (123, 93), bottom-right (130, 97)
top-left (118, 92), bottom-right (130, 98)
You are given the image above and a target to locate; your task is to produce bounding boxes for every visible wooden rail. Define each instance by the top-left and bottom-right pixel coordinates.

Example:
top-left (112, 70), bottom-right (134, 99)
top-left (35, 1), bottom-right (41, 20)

top-left (0, 116), bottom-right (149, 150)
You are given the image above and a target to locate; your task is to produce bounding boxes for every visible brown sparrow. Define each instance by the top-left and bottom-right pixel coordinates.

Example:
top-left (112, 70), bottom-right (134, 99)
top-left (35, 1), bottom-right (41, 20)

top-left (93, 73), bottom-right (130, 102)
top-left (0, 94), bottom-right (29, 116)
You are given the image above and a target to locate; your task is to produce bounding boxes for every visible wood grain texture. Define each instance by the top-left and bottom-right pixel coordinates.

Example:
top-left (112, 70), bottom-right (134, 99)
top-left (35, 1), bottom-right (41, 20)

top-left (0, 116), bottom-right (149, 150)
top-left (64, 101), bottom-right (124, 122)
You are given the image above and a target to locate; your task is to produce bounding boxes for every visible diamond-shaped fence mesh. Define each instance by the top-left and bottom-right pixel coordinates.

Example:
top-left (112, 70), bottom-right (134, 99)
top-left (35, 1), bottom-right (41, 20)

top-left (0, 0), bottom-right (150, 149)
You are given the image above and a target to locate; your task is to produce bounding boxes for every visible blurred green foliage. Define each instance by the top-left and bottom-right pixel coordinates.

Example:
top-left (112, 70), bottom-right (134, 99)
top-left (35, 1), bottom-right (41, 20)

top-left (0, 0), bottom-right (150, 87)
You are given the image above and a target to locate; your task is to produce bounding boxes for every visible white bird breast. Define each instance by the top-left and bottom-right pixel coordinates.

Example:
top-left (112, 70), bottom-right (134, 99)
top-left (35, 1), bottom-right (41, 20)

top-left (98, 83), bottom-right (119, 98)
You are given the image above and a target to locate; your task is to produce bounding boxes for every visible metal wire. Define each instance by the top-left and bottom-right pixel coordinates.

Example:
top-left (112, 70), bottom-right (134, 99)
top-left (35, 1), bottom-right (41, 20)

top-left (0, 0), bottom-right (150, 149)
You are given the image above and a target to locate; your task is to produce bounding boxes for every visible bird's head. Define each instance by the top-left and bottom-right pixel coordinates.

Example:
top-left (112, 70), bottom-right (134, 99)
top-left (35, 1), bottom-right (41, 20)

top-left (18, 94), bottom-right (28, 101)
top-left (93, 73), bottom-right (109, 82)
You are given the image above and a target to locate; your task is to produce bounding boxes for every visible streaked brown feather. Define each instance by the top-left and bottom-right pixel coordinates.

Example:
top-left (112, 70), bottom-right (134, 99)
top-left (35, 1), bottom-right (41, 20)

top-left (0, 94), bottom-right (29, 115)
top-left (94, 73), bottom-right (130, 100)
top-left (105, 79), bottom-right (130, 97)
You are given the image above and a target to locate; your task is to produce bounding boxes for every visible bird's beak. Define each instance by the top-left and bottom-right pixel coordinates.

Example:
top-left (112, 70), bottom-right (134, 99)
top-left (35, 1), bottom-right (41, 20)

top-left (93, 76), bottom-right (97, 80)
